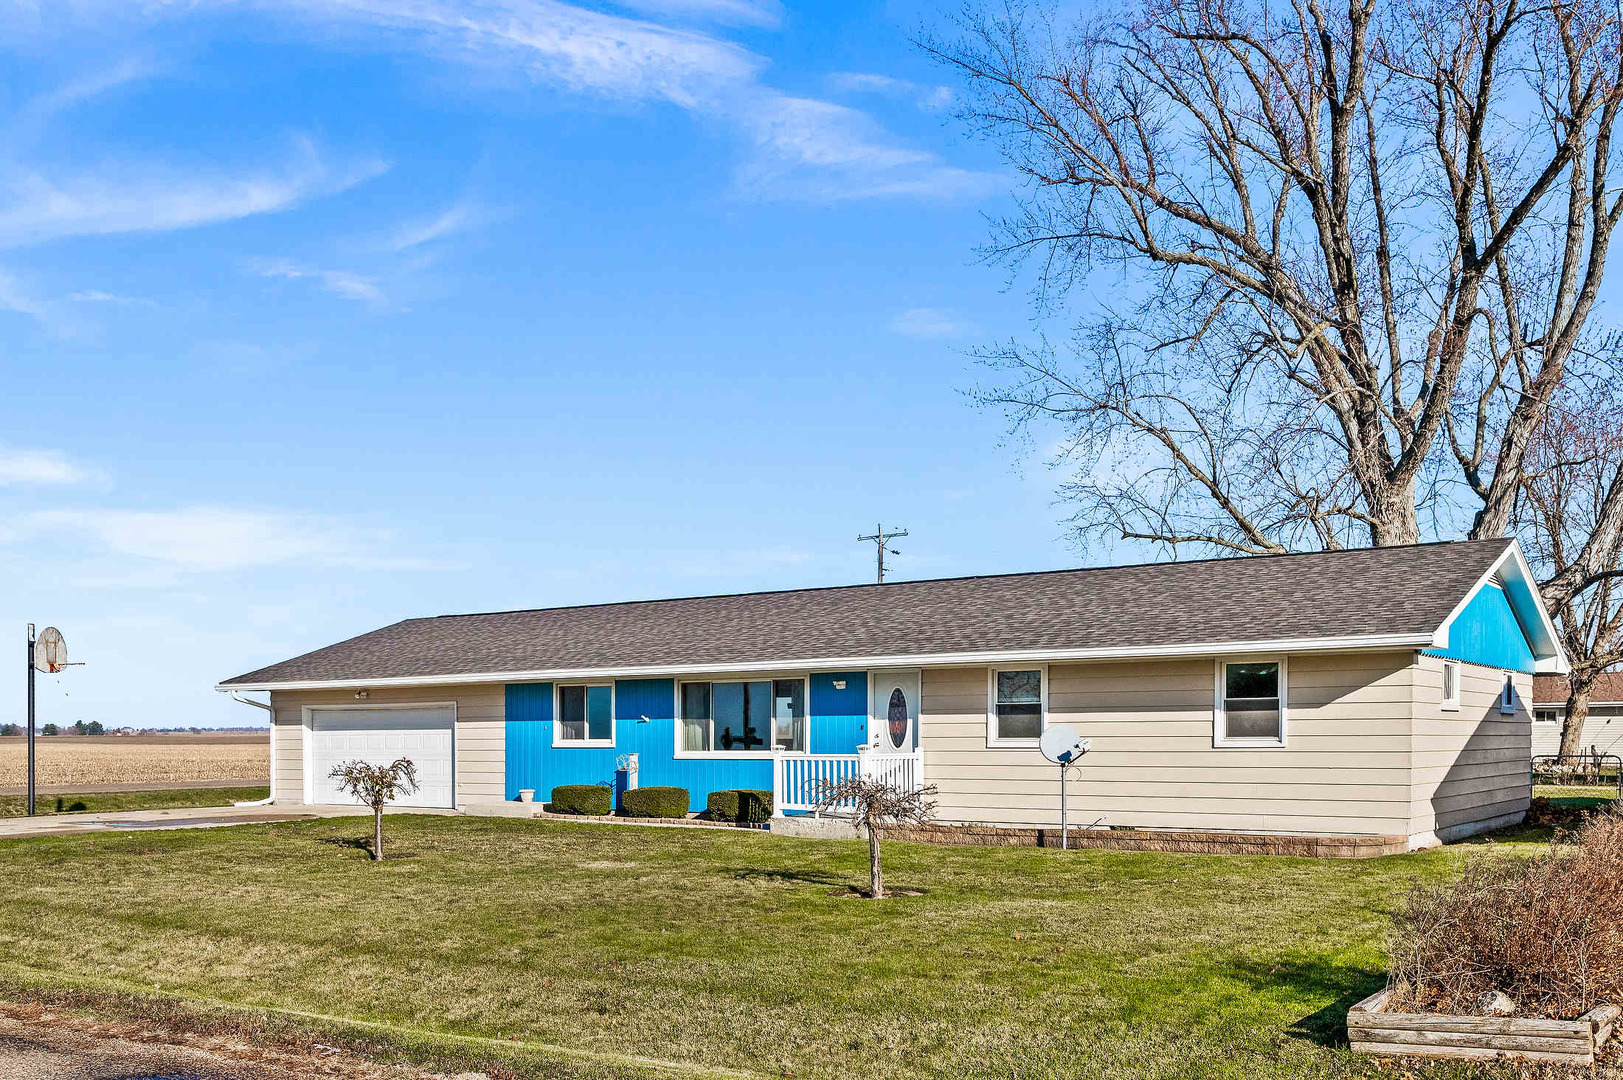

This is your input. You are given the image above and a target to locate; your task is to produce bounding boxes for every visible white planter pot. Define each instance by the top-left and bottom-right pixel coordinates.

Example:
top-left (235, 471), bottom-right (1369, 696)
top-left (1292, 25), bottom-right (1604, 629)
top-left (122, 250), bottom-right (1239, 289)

top-left (518, 789), bottom-right (535, 803)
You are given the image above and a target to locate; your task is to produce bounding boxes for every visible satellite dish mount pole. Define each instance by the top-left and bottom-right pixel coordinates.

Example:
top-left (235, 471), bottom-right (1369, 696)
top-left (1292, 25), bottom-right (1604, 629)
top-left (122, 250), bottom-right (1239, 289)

top-left (25, 623), bottom-right (34, 817)
top-left (1060, 759), bottom-right (1068, 850)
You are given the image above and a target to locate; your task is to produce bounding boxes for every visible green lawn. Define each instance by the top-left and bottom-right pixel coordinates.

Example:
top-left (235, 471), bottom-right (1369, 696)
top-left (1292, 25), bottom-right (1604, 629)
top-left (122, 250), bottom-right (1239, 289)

top-left (0, 816), bottom-right (1550, 1080)
top-left (0, 785), bottom-right (269, 818)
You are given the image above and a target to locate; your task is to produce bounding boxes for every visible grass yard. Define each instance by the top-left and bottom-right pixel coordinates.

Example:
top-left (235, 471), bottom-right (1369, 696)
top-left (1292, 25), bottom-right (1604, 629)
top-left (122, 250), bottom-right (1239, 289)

top-left (0, 815), bottom-right (1558, 1080)
top-left (0, 785), bottom-right (269, 818)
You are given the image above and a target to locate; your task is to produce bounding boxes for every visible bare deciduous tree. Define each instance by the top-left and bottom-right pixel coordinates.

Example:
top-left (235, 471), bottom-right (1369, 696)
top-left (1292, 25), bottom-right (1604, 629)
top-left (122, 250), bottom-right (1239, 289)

top-left (329, 758), bottom-right (419, 862)
top-left (1515, 383), bottom-right (1623, 757)
top-left (814, 778), bottom-right (938, 899)
top-left (924, 0), bottom-right (1623, 556)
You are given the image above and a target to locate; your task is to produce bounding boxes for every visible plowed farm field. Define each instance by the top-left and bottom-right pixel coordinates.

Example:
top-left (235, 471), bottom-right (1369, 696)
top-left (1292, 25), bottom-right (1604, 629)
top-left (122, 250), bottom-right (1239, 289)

top-left (0, 734), bottom-right (269, 788)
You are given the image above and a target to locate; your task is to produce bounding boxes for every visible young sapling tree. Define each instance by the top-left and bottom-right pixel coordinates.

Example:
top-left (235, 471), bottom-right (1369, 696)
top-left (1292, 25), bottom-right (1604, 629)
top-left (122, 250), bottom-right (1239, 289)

top-left (329, 758), bottom-right (419, 861)
top-left (815, 776), bottom-right (937, 898)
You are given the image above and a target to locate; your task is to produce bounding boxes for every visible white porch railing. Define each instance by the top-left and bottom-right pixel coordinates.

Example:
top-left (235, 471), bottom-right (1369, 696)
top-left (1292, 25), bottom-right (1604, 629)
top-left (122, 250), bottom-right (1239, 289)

top-left (772, 747), bottom-right (925, 814)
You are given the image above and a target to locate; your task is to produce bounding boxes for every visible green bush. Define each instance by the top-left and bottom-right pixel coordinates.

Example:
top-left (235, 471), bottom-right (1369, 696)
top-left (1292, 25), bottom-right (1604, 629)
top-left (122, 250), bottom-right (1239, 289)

top-left (707, 789), bottom-right (773, 824)
top-left (621, 786), bottom-right (691, 818)
top-left (550, 784), bottom-right (611, 815)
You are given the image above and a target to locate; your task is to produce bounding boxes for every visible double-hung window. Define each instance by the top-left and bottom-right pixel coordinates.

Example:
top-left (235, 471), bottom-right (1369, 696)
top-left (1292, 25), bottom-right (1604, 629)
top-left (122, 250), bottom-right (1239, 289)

top-left (1216, 659), bottom-right (1285, 746)
top-left (680, 679), bottom-right (805, 753)
top-left (556, 684), bottom-right (613, 746)
top-left (990, 668), bottom-right (1044, 745)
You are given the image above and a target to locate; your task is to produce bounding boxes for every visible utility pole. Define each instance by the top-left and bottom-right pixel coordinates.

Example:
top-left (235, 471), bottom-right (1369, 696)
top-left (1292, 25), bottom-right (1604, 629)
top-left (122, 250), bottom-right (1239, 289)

top-left (857, 524), bottom-right (908, 584)
top-left (26, 623), bottom-right (35, 817)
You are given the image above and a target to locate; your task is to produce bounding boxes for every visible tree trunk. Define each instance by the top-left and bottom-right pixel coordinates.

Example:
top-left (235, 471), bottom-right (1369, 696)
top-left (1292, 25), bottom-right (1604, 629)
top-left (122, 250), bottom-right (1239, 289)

top-left (373, 806), bottom-right (384, 861)
top-left (1558, 678), bottom-right (1596, 760)
top-left (867, 826), bottom-right (884, 899)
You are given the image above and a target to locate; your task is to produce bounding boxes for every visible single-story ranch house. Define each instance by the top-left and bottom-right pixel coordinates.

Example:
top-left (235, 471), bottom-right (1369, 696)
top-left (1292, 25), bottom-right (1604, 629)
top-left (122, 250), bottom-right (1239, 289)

top-left (219, 538), bottom-right (1564, 853)
top-left (1532, 673), bottom-right (1623, 757)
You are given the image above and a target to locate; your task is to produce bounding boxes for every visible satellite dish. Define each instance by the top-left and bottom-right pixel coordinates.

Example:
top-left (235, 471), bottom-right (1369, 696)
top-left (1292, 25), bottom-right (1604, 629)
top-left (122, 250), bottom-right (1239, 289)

top-left (1039, 724), bottom-right (1091, 765)
top-left (33, 627), bottom-right (67, 674)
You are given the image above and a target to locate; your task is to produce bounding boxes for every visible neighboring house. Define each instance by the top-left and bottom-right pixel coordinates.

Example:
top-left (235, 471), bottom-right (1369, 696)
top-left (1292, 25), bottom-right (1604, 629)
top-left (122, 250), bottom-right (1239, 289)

top-left (219, 538), bottom-right (1565, 852)
top-left (1531, 673), bottom-right (1623, 758)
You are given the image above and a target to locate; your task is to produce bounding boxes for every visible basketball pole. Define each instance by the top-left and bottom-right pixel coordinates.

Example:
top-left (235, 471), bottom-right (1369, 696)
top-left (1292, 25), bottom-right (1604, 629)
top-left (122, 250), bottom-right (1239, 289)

top-left (26, 623), bottom-right (35, 817)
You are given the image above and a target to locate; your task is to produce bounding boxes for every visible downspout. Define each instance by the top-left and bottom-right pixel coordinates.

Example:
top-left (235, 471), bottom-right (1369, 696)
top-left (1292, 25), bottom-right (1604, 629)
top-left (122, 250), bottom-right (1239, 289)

top-left (224, 690), bottom-right (275, 806)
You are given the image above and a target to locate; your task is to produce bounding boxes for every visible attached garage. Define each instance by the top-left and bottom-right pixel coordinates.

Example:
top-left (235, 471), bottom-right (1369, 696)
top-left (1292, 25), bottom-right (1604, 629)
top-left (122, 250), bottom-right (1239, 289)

top-left (305, 705), bottom-right (456, 808)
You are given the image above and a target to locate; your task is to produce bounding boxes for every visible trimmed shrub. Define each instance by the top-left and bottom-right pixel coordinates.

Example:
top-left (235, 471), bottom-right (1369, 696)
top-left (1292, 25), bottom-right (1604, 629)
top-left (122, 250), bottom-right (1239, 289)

top-left (1389, 808), bottom-right (1623, 1019)
top-left (550, 784), bottom-right (611, 815)
top-left (621, 786), bottom-right (691, 818)
top-left (707, 789), bottom-right (773, 824)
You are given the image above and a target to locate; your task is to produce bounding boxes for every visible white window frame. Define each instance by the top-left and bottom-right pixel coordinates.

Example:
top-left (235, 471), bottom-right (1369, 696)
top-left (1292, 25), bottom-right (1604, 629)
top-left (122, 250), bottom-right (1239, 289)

top-left (553, 682), bottom-right (616, 748)
top-left (673, 675), bottom-right (807, 760)
top-left (1500, 672), bottom-right (1516, 715)
top-left (1441, 660), bottom-right (1461, 712)
top-left (986, 665), bottom-right (1047, 748)
top-left (1213, 656), bottom-right (1288, 748)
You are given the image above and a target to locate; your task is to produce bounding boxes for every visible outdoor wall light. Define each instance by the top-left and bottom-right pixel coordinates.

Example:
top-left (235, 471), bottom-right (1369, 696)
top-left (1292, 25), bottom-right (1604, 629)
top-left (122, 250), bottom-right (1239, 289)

top-left (832, 680), bottom-right (846, 690)
top-left (354, 689), bottom-right (369, 700)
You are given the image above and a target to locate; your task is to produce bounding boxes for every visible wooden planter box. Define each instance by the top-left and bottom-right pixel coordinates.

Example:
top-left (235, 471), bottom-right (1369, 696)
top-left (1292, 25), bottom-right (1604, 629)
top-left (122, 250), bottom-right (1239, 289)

top-left (1349, 988), bottom-right (1620, 1064)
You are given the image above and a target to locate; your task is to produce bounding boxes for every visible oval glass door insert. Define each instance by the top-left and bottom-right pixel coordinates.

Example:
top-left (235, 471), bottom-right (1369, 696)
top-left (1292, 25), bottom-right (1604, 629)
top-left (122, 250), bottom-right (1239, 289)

top-left (887, 687), bottom-right (908, 749)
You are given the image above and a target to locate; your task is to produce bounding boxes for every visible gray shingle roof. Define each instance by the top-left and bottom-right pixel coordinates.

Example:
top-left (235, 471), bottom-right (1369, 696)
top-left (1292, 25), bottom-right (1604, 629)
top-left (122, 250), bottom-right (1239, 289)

top-left (1534, 672), bottom-right (1623, 705)
top-left (220, 538), bottom-right (1514, 687)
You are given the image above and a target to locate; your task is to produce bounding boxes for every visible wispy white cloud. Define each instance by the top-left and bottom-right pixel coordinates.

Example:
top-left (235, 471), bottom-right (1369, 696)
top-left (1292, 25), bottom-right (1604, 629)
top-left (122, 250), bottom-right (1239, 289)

top-left (610, 0), bottom-right (781, 27)
top-left (388, 198), bottom-right (489, 250)
top-left (250, 257), bottom-right (386, 304)
top-left (0, 448), bottom-right (95, 486)
top-left (0, 269), bottom-right (47, 320)
top-left (12, 0), bottom-right (993, 204)
top-left (0, 138), bottom-right (389, 248)
top-left (68, 289), bottom-right (152, 305)
top-left (24, 507), bottom-right (424, 572)
top-left (891, 307), bottom-right (974, 339)
top-left (829, 72), bottom-right (954, 112)
top-left (737, 95), bottom-right (998, 201)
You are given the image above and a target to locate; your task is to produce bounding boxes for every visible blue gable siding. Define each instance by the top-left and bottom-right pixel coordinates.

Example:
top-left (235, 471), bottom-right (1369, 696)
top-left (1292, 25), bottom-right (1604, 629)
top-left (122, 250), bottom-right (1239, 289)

top-left (1427, 584), bottom-right (1537, 673)
top-left (810, 671), bottom-right (868, 754)
top-left (505, 673), bottom-right (872, 811)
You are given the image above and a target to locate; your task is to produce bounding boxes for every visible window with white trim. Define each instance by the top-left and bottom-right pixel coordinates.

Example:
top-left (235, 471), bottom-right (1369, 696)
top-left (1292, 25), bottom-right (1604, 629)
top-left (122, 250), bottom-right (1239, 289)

top-left (557, 684), bottom-right (613, 746)
top-left (1216, 659), bottom-right (1285, 745)
top-left (680, 679), bottom-right (805, 752)
top-left (1441, 661), bottom-right (1461, 711)
top-left (1501, 673), bottom-right (1516, 715)
top-left (991, 668), bottom-right (1044, 744)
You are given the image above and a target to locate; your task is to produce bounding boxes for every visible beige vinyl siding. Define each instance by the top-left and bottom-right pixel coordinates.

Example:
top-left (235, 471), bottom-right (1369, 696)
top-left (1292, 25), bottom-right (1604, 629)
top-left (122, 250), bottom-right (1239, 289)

top-left (267, 684), bottom-right (506, 806)
top-left (1411, 655), bottom-right (1530, 841)
top-left (921, 652), bottom-right (1417, 836)
top-left (271, 697), bottom-right (303, 803)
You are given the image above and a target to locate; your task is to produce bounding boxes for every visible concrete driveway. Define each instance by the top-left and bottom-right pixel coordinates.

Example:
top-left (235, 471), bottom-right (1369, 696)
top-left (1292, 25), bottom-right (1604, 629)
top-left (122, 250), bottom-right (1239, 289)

top-left (0, 803), bottom-right (412, 841)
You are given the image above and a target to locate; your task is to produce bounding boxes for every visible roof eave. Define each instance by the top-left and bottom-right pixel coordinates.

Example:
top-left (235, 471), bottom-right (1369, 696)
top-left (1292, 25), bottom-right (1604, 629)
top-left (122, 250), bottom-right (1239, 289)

top-left (215, 631), bottom-right (1436, 693)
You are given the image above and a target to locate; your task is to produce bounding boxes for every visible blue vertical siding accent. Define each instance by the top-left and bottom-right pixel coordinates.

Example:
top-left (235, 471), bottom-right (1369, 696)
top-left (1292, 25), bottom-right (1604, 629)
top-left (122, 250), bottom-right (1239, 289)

top-left (809, 671), bottom-right (869, 754)
top-left (506, 671), bottom-right (877, 811)
top-left (1427, 584), bottom-right (1537, 673)
top-left (504, 682), bottom-right (553, 801)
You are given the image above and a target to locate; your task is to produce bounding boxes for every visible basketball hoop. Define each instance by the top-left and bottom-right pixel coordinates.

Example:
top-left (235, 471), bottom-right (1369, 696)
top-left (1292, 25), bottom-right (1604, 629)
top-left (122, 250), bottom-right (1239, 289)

top-left (33, 626), bottom-right (67, 674)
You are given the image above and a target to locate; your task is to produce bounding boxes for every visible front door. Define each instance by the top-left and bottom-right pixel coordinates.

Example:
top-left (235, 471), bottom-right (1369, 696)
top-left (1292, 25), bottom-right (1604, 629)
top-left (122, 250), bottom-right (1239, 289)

top-left (869, 669), bottom-right (920, 752)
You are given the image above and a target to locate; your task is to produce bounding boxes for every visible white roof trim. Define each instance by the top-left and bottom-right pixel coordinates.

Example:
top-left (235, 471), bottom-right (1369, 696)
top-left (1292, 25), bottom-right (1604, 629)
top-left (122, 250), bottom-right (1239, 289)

top-left (1429, 539), bottom-right (1568, 674)
top-left (216, 631), bottom-right (1434, 692)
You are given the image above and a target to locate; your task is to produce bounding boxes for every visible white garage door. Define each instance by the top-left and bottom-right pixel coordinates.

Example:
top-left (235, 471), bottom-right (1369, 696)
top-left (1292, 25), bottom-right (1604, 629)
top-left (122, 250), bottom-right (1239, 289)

top-left (308, 706), bottom-right (455, 808)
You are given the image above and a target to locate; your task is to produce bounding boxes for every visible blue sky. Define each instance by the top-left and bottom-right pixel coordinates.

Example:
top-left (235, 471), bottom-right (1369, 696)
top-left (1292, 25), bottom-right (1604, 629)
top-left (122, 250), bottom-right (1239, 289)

top-left (0, 0), bottom-right (1102, 731)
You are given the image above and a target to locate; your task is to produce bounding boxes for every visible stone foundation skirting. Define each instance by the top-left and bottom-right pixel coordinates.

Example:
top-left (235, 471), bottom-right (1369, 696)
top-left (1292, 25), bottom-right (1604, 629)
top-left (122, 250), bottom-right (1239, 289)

top-left (877, 822), bottom-right (1409, 858)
